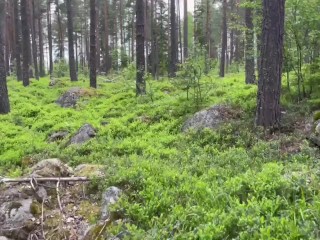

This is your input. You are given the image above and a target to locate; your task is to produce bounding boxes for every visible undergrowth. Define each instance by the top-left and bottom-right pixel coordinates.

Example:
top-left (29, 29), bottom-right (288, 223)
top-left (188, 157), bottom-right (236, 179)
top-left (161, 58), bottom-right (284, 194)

top-left (1, 71), bottom-right (320, 239)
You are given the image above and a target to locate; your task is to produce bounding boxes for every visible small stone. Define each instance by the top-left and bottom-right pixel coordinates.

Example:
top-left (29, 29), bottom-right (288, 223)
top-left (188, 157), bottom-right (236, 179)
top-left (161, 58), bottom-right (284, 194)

top-left (68, 124), bottom-right (97, 145)
top-left (101, 187), bottom-right (122, 221)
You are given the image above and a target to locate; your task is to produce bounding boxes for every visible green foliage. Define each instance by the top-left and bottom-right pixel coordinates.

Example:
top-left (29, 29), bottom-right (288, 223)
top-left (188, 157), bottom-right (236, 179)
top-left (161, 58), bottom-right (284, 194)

top-left (1, 71), bottom-right (320, 239)
top-left (53, 60), bottom-right (69, 78)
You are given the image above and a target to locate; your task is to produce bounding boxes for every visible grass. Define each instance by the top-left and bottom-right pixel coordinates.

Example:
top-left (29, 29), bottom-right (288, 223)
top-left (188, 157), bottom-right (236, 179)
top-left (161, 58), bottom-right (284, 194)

top-left (2, 70), bottom-right (320, 239)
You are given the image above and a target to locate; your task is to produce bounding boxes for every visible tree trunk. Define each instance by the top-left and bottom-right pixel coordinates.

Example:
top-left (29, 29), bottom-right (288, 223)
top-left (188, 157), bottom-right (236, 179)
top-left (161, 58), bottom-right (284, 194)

top-left (47, 0), bottom-right (53, 76)
top-left (65, 0), bottom-right (77, 81)
top-left (96, 0), bottom-right (100, 72)
top-left (31, 0), bottom-right (39, 80)
top-left (14, 0), bottom-right (22, 81)
top-left (90, 0), bottom-right (97, 88)
top-left (55, 0), bottom-right (63, 59)
top-left (104, 0), bottom-right (111, 73)
top-left (0, 0), bottom-right (10, 114)
top-left (183, 0), bottom-right (188, 60)
top-left (219, 0), bottom-right (227, 77)
top-left (136, 0), bottom-right (146, 95)
top-left (245, 1), bottom-right (255, 84)
top-left (21, 0), bottom-right (30, 86)
top-left (169, 0), bottom-right (177, 77)
top-left (256, 0), bottom-right (285, 128)
top-left (38, 1), bottom-right (45, 77)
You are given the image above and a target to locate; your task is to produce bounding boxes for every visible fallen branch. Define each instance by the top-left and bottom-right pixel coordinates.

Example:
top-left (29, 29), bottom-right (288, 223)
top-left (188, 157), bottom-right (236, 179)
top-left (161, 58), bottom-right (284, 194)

top-left (0, 177), bottom-right (89, 184)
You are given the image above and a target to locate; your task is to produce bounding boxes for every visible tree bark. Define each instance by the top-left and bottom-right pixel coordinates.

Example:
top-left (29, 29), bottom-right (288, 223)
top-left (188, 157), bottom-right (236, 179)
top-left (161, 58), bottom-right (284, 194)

top-left (104, 0), bottom-right (111, 73)
top-left (136, 0), bottom-right (146, 95)
top-left (0, 0), bottom-right (10, 114)
top-left (90, 0), bottom-right (97, 88)
top-left (256, 0), bottom-right (285, 128)
top-left (245, 1), bottom-right (255, 84)
top-left (31, 0), bottom-right (39, 80)
top-left (21, 0), bottom-right (30, 86)
top-left (55, 0), bottom-right (63, 59)
top-left (47, 0), bottom-right (53, 76)
top-left (183, 0), bottom-right (188, 60)
top-left (14, 0), bottom-right (22, 81)
top-left (169, 0), bottom-right (177, 77)
top-left (66, 0), bottom-right (77, 81)
top-left (219, 0), bottom-right (227, 77)
top-left (38, 1), bottom-right (45, 77)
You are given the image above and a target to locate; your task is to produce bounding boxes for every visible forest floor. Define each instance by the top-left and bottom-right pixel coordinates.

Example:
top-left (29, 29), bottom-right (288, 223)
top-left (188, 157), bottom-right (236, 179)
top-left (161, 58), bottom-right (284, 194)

top-left (1, 70), bottom-right (320, 239)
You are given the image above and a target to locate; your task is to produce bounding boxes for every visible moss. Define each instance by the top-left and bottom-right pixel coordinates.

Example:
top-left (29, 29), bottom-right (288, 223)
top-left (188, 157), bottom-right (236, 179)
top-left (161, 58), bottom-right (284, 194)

top-left (82, 224), bottom-right (105, 240)
top-left (30, 201), bottom-right (41, 216)
top-left (78, 201), bottom-right (100, 224)
top-left (314, 111), bottom-right (320, 121)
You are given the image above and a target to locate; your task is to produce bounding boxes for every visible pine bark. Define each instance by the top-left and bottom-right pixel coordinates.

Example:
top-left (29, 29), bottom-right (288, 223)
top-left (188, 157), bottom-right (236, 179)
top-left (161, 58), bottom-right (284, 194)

top-left (31, 0), bottom-right (39, 80)
top-left (104, 0), bottom-right (111, 73)
top-left (66, 0), bottom-right (77, 81)
top-left (14, 0), bottom-right (22, 81)
top-left (21, 0), bottom-right (30, 86)
top-left (136, 0), bottom-right (146, 95)
top-left (47, 0), bottom-right (53, 76)
top-left (90, 0), bottom-right (97, 88)
top-left (245, 2), bottom-right (255, 84)
top-left (183, 0), bottom-right (188, 60)
top-left (219, 0), bottom-right (227, 77)
top-left (169, 0), bottom-right (177, 77)
top-left (256, 0), bottom-right (285, 128)
top-left (38, 1), bottom-right (45, 77)
top-left (0, 0), bottom-right (10, 114)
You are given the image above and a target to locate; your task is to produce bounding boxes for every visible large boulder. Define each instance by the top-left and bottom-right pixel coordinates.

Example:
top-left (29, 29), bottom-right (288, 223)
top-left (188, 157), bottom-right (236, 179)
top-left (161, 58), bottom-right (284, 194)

top-left (56, 87), bottom-right (82, 108)
top-left (182, 105), bottom-right (236, 132)
top-left (0, 199), bottom-right (37, 240)
top-left (30, 158), bottom-right (73, 178)
top-left (69, 124), bottom-right (97, 145)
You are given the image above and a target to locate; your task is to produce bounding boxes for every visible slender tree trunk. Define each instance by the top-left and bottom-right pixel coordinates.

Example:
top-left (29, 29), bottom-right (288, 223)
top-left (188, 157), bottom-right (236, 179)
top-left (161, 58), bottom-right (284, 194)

top-left (55, 0), bottom-right (63, 59)
top-left (31, 0), bottom-right (39, 80)
top-left (47, 0), bottom-right (53, 76)
top-left (0, 0), bottom-right (10, 114)
top-left (177, 0), bottom-right (183, 63)
top-left (21, 0), bottom-right (30, 86)
top-left (256, 0), bottom-right (285, 128)
top-left (14, 0), bottom-right (22, 81)
top-left (38, 2), bottom-right (45, 77)
top-left (150, 0), bottom-right (156, 78)
top-left (219, 0), bottom-right (227, 77)
top-left (169, 0), bottom-right (177, 77)
top-left (136, 0), bottom-right (146, 95)
top-left (183, 0), bottom-right (188, 60)
top-left (96, 0), bottom-right (100, 72)
top-left (245, 1), bottom-right (255, 84)
top-left (90, 0), bottom-right (97, 88)
top-left (65, 0), bottom-right (77, 81)
top-left (104, 0), bottom-right (111, 73)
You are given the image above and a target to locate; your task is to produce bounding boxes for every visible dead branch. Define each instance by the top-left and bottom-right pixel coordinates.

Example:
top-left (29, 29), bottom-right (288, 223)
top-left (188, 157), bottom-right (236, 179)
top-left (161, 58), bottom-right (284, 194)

top-left (0, 177), bottom-right (90, 184)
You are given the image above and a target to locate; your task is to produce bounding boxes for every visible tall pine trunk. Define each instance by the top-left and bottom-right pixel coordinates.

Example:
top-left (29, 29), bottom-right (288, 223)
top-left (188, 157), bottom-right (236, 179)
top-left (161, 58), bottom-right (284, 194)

top-left (183, 0), bottom-right (188, 60)
top-left (21, 0), bottom-right (30, 86)
top-left (47, 0), bottom-right (53, 76)
top-left (219, 0), bottom-right (227, 77)
top-left (169, 0), bottom-right (177, 77)
top-left (14, 0), bottom-right (22, 81)
top-left (66, 0), bottom-right (77, 81)
top-left (90, 0), bottom-right (97, 88)
top-left (38, 1), bottom-right (45, 77)
top-left (104, 0), bottom-right (111, 73)
top-left (0, 0), bottom-right (10, 114)
top-left (245, 1), bottom-right (255, 84)
top-left (256, 0), bottom-right (285, 128)
top-left (136, 0), bottom-right (146, 95)
top-left (31, 0), bottom-right (39, 80)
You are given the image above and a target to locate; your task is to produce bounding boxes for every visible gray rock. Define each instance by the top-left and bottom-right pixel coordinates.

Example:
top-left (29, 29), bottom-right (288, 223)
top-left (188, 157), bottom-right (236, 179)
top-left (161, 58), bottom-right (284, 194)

top-left (0, 237), bottom-right (12, 240)
top-left (74, 164), bottom-right (105, 178)
top-left (56, 87), bottom-right (82, 108)
top-left (182, 105), bottom-right (234, 132)
top-left (0, 199), bottom-right (36, 240)
top-left (48, 131), bottom-right (69, 142)
top-left (101, 187), bottom-right (122, 221)
top-left (30, 158), bottom-right (73, 177)
top-left (69, 124), bottom-right (96, 145)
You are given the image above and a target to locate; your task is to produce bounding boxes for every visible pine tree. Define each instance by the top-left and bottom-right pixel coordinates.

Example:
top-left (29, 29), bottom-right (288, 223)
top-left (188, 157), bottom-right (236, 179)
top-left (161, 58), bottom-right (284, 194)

top-left (21, 0), bottom-right (30, 86)
top-left (90, 0), bottom-right (97, 88)
top-left (256, 0), bottom-right (285, 128)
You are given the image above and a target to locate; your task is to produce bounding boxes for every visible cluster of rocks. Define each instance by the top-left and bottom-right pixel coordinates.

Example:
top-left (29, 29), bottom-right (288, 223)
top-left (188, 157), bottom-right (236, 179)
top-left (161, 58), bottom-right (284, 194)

top-left (0, 159), bottom-right (123, 240)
